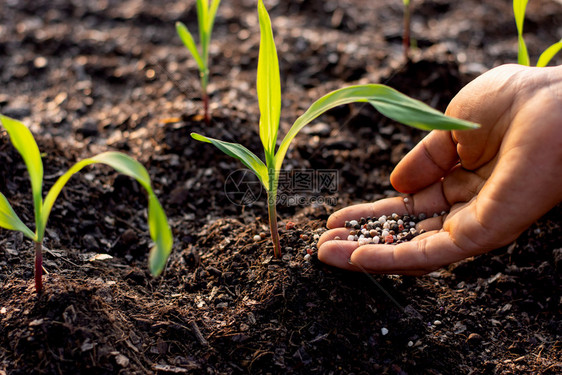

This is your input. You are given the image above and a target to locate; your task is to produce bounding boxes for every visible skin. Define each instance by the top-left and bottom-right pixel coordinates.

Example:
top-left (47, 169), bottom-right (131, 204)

top-left (318, 64), bottom-right (562, 275)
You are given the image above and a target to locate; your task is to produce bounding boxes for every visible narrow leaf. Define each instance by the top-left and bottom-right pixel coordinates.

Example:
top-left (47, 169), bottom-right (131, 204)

top-left (197, 0), bottom-right (209, 56)
top-left (513, 0), bottom-right (530, 66)
top-left (176, 22), bottom-right (206, 72)
top-left (537, 39), bottom-right (562, 67)
top-left (275, 84), bottom-right (479, 172)
top-left (0, 115), bottom-right (44, 233)
top-left (191, 133), bottom-right (269, 188)
top-left (208, 0), bottom-right (221, 35)
top-left (40, 152), bottom-right (173, 275)
top-left (0, 192), bottom-right (35, 240)
top-left (257, 0), bottom-right (281, 157)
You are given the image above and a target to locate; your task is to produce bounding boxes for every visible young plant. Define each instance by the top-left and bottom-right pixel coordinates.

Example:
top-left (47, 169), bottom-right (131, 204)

top-left (176, 0), bottom-right (221, 124)
top-left (402, 0), bottom-right (412, 62)
top-left (0, 115), bottom-right (173, 293)
top-left (191, 0), bottom-right (478, 258)
top-left (514, 0), bottom-right (562, 66)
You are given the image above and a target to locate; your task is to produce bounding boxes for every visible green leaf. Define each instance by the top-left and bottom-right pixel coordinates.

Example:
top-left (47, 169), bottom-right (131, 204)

top-left (208, 0), bottom-right (221, 35)
top-left (513, 0), bottom-right (530, 66)
top-left (275, 84), bottom-right (479, 172)
top-left (537, 39), bottom-right (562, 67)
top-left (197, 0), bottom-right (209, 58)
top-left (176, 21), bottom-right (206, 72)
top-left (0, 192), bottom-right (35, 240)
top-left (191, 133), bottom-right (269, 188)
top-left (147, 193), bottom-right (173, 276)
top-left (0, 115), bottom-right (44, 233)
top-left (257, 0), bottom-right (281, 158)
top-left (40, 152), bottom-right (173, 275)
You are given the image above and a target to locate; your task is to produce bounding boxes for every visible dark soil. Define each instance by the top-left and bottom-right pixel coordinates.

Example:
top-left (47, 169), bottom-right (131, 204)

top-left (1, 0), bottom-right (561, 374)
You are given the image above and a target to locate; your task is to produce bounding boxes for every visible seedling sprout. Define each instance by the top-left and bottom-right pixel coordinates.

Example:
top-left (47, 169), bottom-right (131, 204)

top-left (191, 0), bottom-right (478, 258)
top-left (0, 115), bottom-right (173, 292)
top-left (403, 0), bottom-right (412, 62)
top-left (514, 0), bottom-right (562, 66)
top-left (176, 0), bottom-right (221, 124)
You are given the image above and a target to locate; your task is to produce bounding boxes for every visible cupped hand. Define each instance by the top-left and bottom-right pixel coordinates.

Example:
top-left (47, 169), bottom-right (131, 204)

top-left (318, 64), bottom-right (562, 275)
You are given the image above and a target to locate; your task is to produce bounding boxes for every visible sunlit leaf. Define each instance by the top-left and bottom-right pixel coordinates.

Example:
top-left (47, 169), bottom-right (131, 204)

top-left (257, 0), bottom-right (281, 157)
top-left (176, 22), bottom-right (205, 72)
top-left (196, 0), bottom-right (209, 50)
top-left (0, 192), bottom-right (35, 240)
top-left (513, 0), bottom-right (530, 66)
top-left (208, 0), bottom-right (221, 36)
top-left (537, 39), bottom-right (562, 67)
top-left (275, 84), bottom-right (478, 172)
top-left (0, 115), bottom-right (44, 232)
top-left (191, 133), bottom-right (269, 188)
top-left (40, 151), bottom-right (173, 275)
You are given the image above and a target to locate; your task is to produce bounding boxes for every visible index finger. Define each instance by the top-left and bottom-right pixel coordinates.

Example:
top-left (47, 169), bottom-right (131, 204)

top-left (390, 130), bottom-right (459, 194)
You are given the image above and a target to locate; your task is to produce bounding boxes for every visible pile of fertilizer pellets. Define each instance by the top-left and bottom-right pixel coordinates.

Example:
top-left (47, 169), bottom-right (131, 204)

top-left (339, 212), bottom-right (446, 246)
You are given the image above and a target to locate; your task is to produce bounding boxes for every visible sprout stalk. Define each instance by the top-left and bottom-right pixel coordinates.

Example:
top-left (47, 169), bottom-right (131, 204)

top-left (34, 240), bottom-right (43, 293)
top-left (403, 0), bottom-right (412, 62)
top-left (267, 192), bottom-right (281, 258)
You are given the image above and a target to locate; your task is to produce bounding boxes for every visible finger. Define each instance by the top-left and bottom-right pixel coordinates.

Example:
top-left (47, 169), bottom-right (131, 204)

top-left (442, 164), bottom-right (489, 205)
top-left (317, 240), bottom-right (360, 271)
top-left (416, 217), bottom-right (444, 232)
top-left (327, 196), bottom-right (406, 229)
top-left (349, 231), bottom-right (475, 274)
top-left (390, 130), bottom-right (459, 194)
top-left (317, 228), bottom-right (352, 248)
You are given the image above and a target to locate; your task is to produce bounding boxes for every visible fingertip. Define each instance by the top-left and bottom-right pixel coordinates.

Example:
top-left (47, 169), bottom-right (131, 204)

top-left (317, 240), bottom-right (358, 271)
top-left (317, 228), bottom-right (349, 248)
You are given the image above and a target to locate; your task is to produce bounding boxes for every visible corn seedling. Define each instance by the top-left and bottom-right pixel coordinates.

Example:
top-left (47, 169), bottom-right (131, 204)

top-left (403, 0), bottom-right (412, 62)
top-left (191, 0), bottom-right (478, 258)
top-left (176, 0), bottom-right (221, 124)
top-left (514, 0), bottom-right (562, 66)
top-left (0, 115), bottom-right (173, 292)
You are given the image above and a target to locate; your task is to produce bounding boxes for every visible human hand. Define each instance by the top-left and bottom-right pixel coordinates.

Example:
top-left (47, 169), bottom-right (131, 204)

top-left (318, 64), bottom-right (562, 275)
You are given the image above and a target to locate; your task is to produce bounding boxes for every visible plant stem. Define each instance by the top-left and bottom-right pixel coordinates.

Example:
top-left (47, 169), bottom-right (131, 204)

top-left (267, 193), bottom-right (281, 258)
top-left (34, 240), bottom-right (43, 293)
top-left (403, 0), bottom-right (412, 62)
top-left (203, 91), bottom-right (210, 125)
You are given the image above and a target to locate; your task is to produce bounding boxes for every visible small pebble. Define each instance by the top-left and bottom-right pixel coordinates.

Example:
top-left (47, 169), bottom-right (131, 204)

top-left (306, 248), bottom-right (313, 255)
top-left (347, 235), bottom-right (355, 241)
top-left (259, 232), bottom-right (267, 239)
top-left (313, 234), bottom-right (320, 240)
top-left (304, 254), bottom-right (311, 261)
top-left (253, 235), bottom-right (261, 241)
top-left (300, 234), bottom-right (309, 241)
top-left (433, 320), bottom-right (442, 325)
top-left (286, 221), bottom-right (296, 230)
top-left (349, 220), bottom-right (358, 227)
top-left (334, 236), bottom-right (341, 240)
top-left (381, 327), bottom-right (389, 336)
top-left (407, 341), bottom-right (413, 347)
